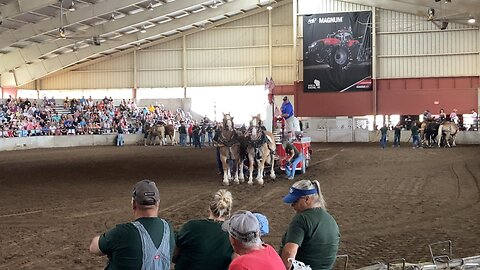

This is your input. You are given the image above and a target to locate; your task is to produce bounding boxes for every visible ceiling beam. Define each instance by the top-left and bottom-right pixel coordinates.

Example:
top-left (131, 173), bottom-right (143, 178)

top-left (0, 0), bottom-right (210, 74)
top-left (12, 0), bottom-right (288, 86)
top-left (0, 0), bottom-right (148, 49)
top-left (0, 0), bottom-right (58, 20)
top-left (336, 0), bottom-right (479, 21)
top-left (45, 0), bottom-right (292, 81)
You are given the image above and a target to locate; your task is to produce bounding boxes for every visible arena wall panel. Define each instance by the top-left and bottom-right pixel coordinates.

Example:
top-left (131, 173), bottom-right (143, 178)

top-left (41, 71), bottom-right (133, 89)
top-left (137, 70), bottom-right (182, 88)
top-left (377, 9), bottom-right (479, 78)
top-left (0, 134), bottom-right (144, 152)
top-left (137, 49), bottom-right (182, 70)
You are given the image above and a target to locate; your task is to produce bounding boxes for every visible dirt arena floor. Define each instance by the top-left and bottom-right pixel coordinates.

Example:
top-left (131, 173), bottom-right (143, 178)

top-left (1, 142), bottom-right (479, 269)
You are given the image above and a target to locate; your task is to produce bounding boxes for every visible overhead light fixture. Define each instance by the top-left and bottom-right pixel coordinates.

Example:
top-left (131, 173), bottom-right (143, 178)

top-left (68, 1), bottom-right (75, 11)
top-left (211, 0), bottom-right (218, 8)
top-left (58, 27), bottom-right (66, 38)
top-left (93, 36), bottom-right (101, 46)
top-left (440, 21), bottom-right (449, 30)
top-left (109, 13), bottom-right (116, 21)
top-left (147, 2), bottom-right (154, 11)
top-left (140, 25), bottom-right (147, 33)
top-left (427, 8), bottom-right (435, 21)
top-left (266, 5), bottom-right (273, 10)
top-left (468, 16), bottom-right (476, 24)
top-left (444, 0), bottom-right (451, 3)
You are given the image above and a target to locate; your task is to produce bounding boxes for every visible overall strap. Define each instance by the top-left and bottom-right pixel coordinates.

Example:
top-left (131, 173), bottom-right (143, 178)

top-left (131, 220), bottom-right (171, 270)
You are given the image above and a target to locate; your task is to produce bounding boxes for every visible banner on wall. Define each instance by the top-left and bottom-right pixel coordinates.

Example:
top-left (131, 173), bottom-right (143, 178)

top-left (303, 11), bottom-right (372, 92)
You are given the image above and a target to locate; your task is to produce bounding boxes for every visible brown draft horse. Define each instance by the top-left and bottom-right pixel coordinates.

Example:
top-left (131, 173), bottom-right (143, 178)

top-left (217, 113), bottom-right (244, 186)
top-left (245, 114), bottom-right (276, 185)
top-left (163, 123), bottom-right (177, 146)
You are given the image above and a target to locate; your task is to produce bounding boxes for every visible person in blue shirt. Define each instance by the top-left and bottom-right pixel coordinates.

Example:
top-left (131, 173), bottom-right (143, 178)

top-left (281, 96), bottom-right (296, 140)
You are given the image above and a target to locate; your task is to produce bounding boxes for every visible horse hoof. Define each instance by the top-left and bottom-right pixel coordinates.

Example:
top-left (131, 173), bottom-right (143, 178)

top-left (223, 181), bottom-right (230, 186)
top-left (270, 175), bottom-right (276, 180)
top-left (247, 181), bottom-right (253, 185)
top-left (257, 180), bottom-right (264, 185)
top-left (234, 180), bottom-right (240, 185)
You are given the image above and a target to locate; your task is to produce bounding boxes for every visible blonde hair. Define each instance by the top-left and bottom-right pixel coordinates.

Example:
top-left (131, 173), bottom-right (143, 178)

top-left (292, 179), bottom-right (327, 210)
top-left (209, 189), bottom-right (233, 219)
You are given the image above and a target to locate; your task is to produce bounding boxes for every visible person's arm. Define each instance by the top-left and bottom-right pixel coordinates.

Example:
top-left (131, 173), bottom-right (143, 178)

top-left (172, 246), bottom-right (181, 263)
top-left (281, 242), bottom-right (299, 270)
top-left (89, 235), bottom-right (105, 256)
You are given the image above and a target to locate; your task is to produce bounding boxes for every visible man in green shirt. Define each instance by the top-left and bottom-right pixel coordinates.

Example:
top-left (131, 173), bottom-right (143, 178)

top-left (411, 123), bottom-right (420, 148)
top-left (89, 179), bottom-right (175, 270)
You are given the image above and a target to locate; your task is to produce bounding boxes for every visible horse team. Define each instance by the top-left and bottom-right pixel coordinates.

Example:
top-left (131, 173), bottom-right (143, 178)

top-left (216, 113), bottom-right (276, 186)
top-left (144, 122), bottom-right (176, 146)
top-left (419, 119), bottom-right (458, 147)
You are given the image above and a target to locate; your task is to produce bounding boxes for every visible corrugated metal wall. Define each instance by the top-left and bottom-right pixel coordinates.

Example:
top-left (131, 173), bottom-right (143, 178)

top-left (377, 9), bottom-right (479, 78)
top-left (23, 0), bottom-right (480, 90)
top-left (41, 53), bottom-right (134, 89)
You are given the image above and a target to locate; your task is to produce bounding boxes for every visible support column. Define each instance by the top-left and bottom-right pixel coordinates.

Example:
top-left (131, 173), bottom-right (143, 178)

top-left (292, 0), bottom-right (298, 82)
top-left (268, 8), bottom-right (272, 77)
top-left (183, 35), bottom-right (187, 98)
top-left (372, 7), bottom-right (377, 127)
top-left (133, 49), bottom-right (137, 100)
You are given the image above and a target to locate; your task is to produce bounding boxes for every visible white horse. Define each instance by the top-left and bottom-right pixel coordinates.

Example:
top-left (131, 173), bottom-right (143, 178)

top-left (437, 121), bottom-right (458, 147)
top-left (245, 115), bottom-right (276, 185)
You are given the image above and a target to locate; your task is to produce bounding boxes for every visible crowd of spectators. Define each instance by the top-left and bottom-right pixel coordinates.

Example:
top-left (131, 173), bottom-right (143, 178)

top-left (0, 95), bottom-right (205, 139)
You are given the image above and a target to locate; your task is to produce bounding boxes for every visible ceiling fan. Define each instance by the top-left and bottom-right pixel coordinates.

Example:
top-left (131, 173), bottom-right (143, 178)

top-left (392, 0), bottom-right (477, 31)
top-left (57, 0), bottom-right (106, 47)
top-left (420, 0), bottom-right (477, 30)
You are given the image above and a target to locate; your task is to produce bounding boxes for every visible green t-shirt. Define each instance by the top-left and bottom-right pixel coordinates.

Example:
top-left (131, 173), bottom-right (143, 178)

top-left (174, 219), bottom-right (233, 270)
top-left (280, 208), bottom-right (340, 270)
top-left (99, 217), bottom-right (175, 270)
top-left (411, 125), bottom-right (419, 136)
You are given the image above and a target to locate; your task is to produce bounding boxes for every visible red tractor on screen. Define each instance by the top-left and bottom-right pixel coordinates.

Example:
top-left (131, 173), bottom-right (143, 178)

top-left (305, 27), bottom-right (371, 70)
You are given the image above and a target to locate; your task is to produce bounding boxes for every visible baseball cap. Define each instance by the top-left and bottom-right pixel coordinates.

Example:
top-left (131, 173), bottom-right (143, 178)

top-left (132, 179), bottom-right (160, 205)
top-left (283, 186), bottom-right (318, 204)
top-left (222, 210), bottom-right (260, 243)
top-left (253, 212), bottom-right (269, 236)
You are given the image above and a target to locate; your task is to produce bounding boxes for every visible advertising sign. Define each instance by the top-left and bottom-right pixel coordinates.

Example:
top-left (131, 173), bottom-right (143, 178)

top-left (303, 11), bottom-right (372, 92)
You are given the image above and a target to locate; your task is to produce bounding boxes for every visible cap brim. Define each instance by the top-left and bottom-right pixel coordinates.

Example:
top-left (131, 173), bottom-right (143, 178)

top-left (283, 193), bottom-right (300, 204)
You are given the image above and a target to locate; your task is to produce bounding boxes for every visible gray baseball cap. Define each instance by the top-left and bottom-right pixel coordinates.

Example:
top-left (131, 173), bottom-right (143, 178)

top-left (222, 210), bottom-right (260, 243)
top-left (132, 179), bottom-right (160, 205)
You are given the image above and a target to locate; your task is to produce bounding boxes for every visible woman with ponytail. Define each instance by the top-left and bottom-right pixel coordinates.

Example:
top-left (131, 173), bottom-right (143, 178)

top-left (173, 189), bottom-right (234, 270)
top-left (280, 180), bottom-right (340, 270)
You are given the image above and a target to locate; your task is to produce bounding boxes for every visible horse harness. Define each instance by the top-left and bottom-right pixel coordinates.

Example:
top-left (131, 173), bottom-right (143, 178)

top-left (217, 130), bottom-right (239, 147)
top-left (246, 128), bottom-right (274, 160)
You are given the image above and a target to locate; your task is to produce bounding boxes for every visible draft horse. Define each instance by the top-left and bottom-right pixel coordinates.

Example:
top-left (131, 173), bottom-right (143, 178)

top-left (438, 121), bottom-right (458, 147)
top-left (163, 123), bottom-right (177, 145)
top-left (147, 124), bottom-right (165, 146)
top-left (419, 120), bottom-right (440, 147)
top-left (245, 114), bottom-right (276, 185)
top-left (146, 122), bottom-right (177, 146)
top-left (217, 113), bottom-right (244, 186)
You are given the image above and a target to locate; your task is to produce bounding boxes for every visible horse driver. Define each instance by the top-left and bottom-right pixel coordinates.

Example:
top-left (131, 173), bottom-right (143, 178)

top-left (281, 96), bottom-right (296, 141)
